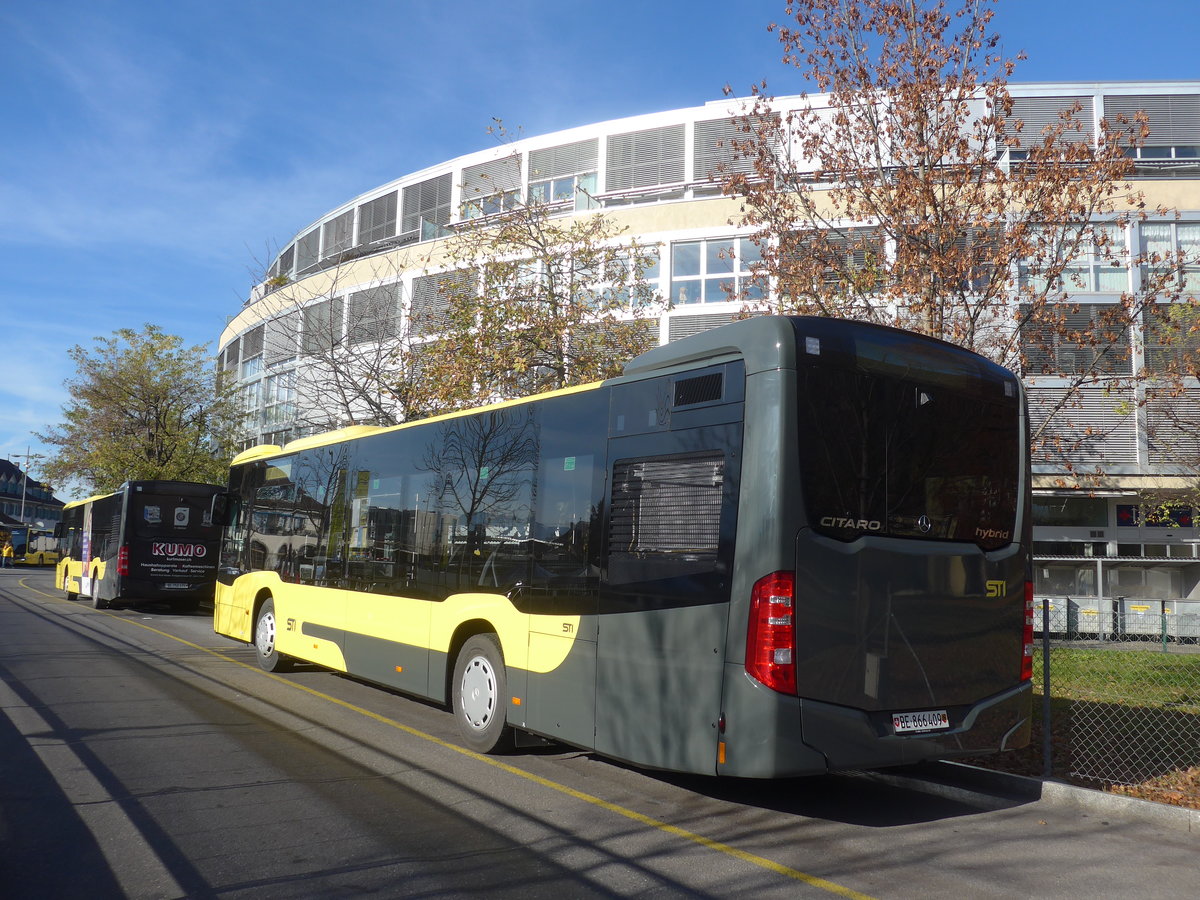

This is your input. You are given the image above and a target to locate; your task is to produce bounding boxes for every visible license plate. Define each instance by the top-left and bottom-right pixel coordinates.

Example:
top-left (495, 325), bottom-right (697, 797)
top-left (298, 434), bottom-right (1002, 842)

top-left (163, 583), bottom-right (188, 590)
top-left (892, 709), bottom-right (950, 734)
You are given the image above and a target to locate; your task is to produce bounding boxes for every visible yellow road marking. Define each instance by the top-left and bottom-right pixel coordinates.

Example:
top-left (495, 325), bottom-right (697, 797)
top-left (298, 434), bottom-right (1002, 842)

top-left (17, 577), bottom-right (875, 900)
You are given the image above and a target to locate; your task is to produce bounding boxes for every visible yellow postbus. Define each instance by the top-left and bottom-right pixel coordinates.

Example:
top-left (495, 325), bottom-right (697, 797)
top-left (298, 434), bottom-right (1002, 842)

top-left (0, 524), bottom-right (60, 566)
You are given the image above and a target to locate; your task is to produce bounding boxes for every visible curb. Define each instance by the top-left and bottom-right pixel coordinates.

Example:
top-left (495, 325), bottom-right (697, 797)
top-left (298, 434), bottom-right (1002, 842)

top-left (861, 761), bottom-right (1200, 833)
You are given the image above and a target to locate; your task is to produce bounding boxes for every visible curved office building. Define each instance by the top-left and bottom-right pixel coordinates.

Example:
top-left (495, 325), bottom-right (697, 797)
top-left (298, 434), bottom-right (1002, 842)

top-left (219, 81), bottom-right (1200, 614)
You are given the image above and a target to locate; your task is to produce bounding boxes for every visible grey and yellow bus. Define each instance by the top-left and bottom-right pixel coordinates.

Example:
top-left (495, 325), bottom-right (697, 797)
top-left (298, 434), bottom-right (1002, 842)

top-left (57, 480), bottom-right (223, 611)
top-left (213, 316), bottom-right (1033, 777)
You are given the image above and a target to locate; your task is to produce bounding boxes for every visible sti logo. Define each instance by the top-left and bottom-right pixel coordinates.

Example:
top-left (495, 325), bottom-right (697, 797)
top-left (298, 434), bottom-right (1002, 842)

top-left (986, 580), bottom-right (1006, 598)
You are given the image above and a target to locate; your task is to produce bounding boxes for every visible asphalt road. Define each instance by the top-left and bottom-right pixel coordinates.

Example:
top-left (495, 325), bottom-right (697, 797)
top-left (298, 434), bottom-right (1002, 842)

top-left (1, 568), bottom-right (1196, 899)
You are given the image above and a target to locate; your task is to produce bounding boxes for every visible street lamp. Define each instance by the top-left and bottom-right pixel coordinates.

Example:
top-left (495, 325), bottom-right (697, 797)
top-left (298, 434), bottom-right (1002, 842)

top-left (14, 445), bottom-right (44, 523)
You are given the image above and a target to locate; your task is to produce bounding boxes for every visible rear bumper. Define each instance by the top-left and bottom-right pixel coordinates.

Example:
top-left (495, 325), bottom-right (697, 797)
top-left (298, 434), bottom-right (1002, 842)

top-left (801, 681), bottom-right (1032, 771)
top-left (117, 577), bottom-right (215, 600)
top-left (717, 665), bottom-right (1030, 777)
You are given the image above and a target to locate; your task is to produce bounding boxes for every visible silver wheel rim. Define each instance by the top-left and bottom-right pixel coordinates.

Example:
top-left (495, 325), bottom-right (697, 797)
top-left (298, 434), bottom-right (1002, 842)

top-left (256, 610), bottom-right (276, 657)
top-left (459, 654), bottom-right (497, 731)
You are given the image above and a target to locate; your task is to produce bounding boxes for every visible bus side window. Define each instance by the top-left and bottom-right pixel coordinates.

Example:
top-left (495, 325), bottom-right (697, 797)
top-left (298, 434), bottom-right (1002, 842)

top-left (532, 454), bottom-right (597, 588)
top-left (289, 445), bottom-right (352, 588)
top-left (608, 451), bottom-right (726, 585)
top-left (247, 458), bottom-right (297, 577)
top-left (411, 409), bottom-right (538, 598)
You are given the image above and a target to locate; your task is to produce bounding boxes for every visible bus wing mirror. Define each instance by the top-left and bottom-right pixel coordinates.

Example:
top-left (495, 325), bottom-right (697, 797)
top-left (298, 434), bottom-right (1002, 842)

top-left (210, 492), bottom-right (235, 527)
top-left (53, 523), bottom-right (64, 539)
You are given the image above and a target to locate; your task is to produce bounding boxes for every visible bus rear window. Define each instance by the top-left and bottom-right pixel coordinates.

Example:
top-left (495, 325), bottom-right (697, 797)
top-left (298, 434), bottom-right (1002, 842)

top-left (797, 366), bottom-right (1020, 550)
top-left (132, 496), bottom-right (219, 538)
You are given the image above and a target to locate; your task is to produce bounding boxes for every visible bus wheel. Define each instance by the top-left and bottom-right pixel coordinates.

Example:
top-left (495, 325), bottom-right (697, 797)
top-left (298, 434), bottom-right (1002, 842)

top-left (452, 634), bottom-right (515, 754)
top-left (90, 578), bottom-right (110, 610)
top-left (254, 598), bottom-right (293, 672)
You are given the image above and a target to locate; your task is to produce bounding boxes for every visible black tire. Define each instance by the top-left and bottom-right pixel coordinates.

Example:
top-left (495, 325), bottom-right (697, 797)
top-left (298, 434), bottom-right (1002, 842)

top-left (254, 598), bottom-right (293, 672)
top-left (452, 634), bottom-right (514, 754)
top-left (90, 574), bottom-right (110, 610)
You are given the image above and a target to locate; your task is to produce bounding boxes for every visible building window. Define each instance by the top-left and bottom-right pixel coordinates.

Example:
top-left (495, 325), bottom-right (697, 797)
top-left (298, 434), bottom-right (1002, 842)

top-left (1105, 94), bottom-right (1200, 174)
top-left (276, 245), bottom-right (295, 281)
top-left (222, 338), bottom-right (240, 372)
top-left (608, 246), bottom-right (660, 306)
top-left (322, 210), bottom-right (355, 260)
top-left (528, 172), bottom-right (598, 209)
top-left (240, 325), bottom-right (264, 379)
top-left (1143, 303), bottom-right (1200, 374)
top-left (461, 155), bottom-right (523, 220)
top-left (1018, 223), bottom-right (1128, 294)
top-left (693, 116), bottom-right (766, 181)
top-left (265, 314), bottom-right (297, 366)
top-left (529, 139), bottom-right (599, 210)
top-left (1034, 496), bottom-right (1109, 528)
top-left (302, 298), bottom-right (345, 355)
top-left (1019, 302), bottom-right (1133, 375)
top-left (809, 227), bottom-right (890, 292)
top-left (1032, 541), bottom-right (1108, 558)
top-left (1124, 145), bottom-right (1200, 160)
top-left (401, 174), bottom-right (453, 238)
top-left (242, 379), bottom-right (262, 416)
top-left (348, 285), bottom-right (401, 344)
top-left (358, 192), bottom-right (398, 246)
top-left (1140, 222), bottom-right (1200, 294)
top-left (410, 270), bottom-right (474, 337)
top-left (264, 370), bottom-right (296, 427)
top-left (606, 125), bottom-right (685, 192)
top-left (462, 189), bottom-right (521, 219)
top-left (1006, 95), bottom-right (1096, 147)
top-left (671, 237), bottom-right (763, 305)
top-left (295, 228), bottom-right (321, 274)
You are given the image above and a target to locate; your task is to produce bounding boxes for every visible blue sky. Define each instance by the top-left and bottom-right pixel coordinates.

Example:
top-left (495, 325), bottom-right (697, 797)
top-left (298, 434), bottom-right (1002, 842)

top-left (2, 0), bottom-right (1197, 492)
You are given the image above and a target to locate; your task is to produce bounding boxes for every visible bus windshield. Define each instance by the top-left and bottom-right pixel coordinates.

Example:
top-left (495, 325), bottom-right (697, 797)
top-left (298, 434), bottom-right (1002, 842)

top-left (8, 526), bottom-right (30, 555)
top-left (796, 340), bottom-right (1020, 551)
top-left (129, 492), bottom-right (221, 540)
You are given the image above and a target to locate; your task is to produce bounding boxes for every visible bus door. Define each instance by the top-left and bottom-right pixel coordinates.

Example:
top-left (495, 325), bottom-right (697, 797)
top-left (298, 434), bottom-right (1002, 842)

top-left (596, 368), bottom-right (743, 772)
top-left (480, 393), bottom-right (606, 752)
top-left (80, 503), bottom-right (95, 596)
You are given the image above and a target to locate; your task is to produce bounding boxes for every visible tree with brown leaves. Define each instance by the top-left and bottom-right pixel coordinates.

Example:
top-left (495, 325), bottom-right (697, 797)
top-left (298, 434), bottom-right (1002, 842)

top-left (722, 0), bottom-right (1195, 484)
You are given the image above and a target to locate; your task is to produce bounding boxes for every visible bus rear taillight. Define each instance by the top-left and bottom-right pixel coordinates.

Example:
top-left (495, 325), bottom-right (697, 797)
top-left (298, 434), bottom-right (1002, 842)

top-left (746, 571), bottom-right (797, 695)
top-left (1021, 581), bottom-right (1034, 682)
top-left (118, 545), bottom-right (129, 577)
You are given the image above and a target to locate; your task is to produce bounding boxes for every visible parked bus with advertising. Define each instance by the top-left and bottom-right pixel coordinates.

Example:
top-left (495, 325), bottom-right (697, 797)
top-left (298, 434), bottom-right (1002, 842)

top-left (212, 316), bottom-right (1033, 777)
top-left (0, 524), bottom-right (60, 566)
top-left (57, 480), bottom-right (223, 611)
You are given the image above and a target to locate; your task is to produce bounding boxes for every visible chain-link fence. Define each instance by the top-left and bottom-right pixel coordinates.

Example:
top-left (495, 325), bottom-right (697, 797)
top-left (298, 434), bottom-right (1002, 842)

top-left (1033, 597), bottom-right (1200, 806)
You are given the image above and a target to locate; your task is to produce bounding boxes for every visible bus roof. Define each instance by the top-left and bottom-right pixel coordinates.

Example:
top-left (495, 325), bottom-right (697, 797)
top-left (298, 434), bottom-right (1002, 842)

top-left (231, 380), bottom-right (605, 466)
top-left (62, 480), bottom-right (222, 509)
top-left (63, 491), bottom-right (117, 511)
top-left (623, 315), bottom-right (1017, 385)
